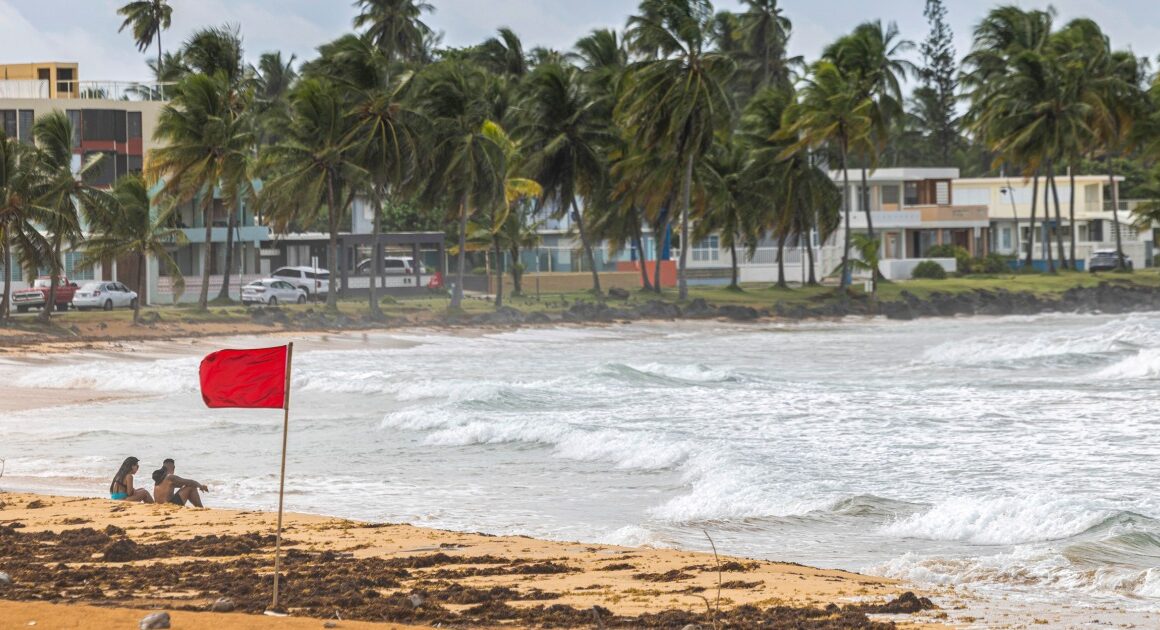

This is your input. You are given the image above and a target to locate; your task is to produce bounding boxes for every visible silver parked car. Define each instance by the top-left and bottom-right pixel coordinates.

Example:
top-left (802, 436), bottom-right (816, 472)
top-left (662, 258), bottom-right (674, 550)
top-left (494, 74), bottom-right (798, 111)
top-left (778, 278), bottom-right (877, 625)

top-left (73, 281), bottom-right (139, 311)
top-left (241, 279), bottom-right (307, 306)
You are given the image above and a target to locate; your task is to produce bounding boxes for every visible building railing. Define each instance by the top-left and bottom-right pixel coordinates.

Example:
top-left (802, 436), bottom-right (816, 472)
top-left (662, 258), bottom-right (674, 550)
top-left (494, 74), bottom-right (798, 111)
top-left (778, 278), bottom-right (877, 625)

top-left (0, 80), bottom-right (174, 101)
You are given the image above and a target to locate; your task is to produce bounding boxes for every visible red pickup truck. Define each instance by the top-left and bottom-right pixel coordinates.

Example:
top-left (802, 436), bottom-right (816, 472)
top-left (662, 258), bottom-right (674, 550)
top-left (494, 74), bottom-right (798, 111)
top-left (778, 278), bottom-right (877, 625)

top-left (12, 277), bottom-right (79, 312)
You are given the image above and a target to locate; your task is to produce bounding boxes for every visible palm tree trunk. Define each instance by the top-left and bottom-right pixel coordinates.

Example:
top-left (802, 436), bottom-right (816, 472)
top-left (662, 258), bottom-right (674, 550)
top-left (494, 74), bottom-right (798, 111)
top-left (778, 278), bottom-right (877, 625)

top-left (325, 175), bottom-right (339, 310)
top-left (133, 252), bottom-right (145, 325)
top-left (1068, 167), bottom-right (1077, 268)
top-left (1044, 164), bottom-right (1055, 273)
top-left (632, 223), bottom-right (652, 291)
top-left (157, 31), bottom-right (163, 80)
top-left (652, 216), bottom-right (665, 294)
top-left (775, 237), bottom-right (786, 289)
top-left (1, 232), bottom-right (10, 321)
top-left (198, 194), bottom-right (212, 310)
top-left (861, 165), bottom-right (875, 241)
top-left (451, 194), bottom-right (467, 309)
top-left (1026, 173), bottom-right (1039, 269)
top-left (40, 238), bottom-right (60, 322)
top-left (509, 245), bottom-right (522, 296)
top-left (493, 238), bottom-right (504, 309)
top-left (216, 199), bottom-right (237, 301)
top-left (1109, 160), bottom-right (1126, 271)
top-left (729, 238), bottom-right (740, 289)
top-left (368, 188), bottom-right (383, 319)
top-left (839, 145), bottom-right (851, 289)
top-left (677, 153), bottom-right (694, 300)
top-left (806, 230), bottom-right (817, 285)
top-left (1048, 161), bottom-right (1067, 270)
top-left (570, 198), bottom-right (601, 296)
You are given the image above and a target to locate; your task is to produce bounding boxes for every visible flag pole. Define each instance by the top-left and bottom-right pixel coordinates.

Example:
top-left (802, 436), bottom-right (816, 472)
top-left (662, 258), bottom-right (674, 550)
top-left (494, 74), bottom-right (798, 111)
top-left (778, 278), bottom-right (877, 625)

top-left (270, 342), bottom-right (294, 612)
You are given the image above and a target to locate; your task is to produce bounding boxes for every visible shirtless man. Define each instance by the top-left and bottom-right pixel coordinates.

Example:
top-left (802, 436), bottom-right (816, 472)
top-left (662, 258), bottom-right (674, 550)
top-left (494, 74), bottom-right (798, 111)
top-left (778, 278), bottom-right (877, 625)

top-left (151, 458), bottom-right (208, 507)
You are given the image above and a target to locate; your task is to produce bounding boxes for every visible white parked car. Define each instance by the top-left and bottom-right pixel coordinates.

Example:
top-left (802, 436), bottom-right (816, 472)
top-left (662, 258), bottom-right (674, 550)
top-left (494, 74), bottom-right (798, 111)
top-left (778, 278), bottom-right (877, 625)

top-left (355, 257), bottom-right (433, 288)
top-left (241, 279), bottom-right (307, 306)
top-left (271, 266), bottom-right (330, 296)
top-left (73, 281), bottom-right (138, 311)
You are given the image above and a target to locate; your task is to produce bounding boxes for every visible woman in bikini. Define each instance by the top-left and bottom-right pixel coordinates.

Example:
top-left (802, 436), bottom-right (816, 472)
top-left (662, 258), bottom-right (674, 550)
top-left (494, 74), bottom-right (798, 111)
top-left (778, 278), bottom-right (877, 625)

top-left (109, 457), bottom-right (154, 503)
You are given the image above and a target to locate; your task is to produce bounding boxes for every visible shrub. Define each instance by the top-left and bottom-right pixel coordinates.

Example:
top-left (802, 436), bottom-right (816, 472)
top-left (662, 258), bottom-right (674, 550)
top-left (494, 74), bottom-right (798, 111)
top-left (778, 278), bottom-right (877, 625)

top-left (912, 260), bottom-right (947, 280)
top-left (927, 244), bottom-right (971, 275)
top-left (970, 253), bottom-right (1011, 275)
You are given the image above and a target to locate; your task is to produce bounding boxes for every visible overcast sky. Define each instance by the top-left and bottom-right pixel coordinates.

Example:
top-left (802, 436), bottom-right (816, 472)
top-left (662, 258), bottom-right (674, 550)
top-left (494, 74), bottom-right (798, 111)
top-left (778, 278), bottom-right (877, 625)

top-left (1, 0), bottom-right (1158, 84)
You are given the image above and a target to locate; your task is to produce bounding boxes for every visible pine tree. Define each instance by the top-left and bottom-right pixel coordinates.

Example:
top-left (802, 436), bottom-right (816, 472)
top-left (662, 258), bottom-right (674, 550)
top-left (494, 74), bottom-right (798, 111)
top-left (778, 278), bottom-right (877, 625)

top-left (919, 0), bottom-right (957, 164)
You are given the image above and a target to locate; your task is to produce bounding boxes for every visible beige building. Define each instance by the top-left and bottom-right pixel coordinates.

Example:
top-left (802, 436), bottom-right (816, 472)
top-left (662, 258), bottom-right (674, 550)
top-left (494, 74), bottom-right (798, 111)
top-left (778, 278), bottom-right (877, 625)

top-left (952, 175), bottom-right (1151, 268)
top-left (0, 62), bottom-right (79, 98)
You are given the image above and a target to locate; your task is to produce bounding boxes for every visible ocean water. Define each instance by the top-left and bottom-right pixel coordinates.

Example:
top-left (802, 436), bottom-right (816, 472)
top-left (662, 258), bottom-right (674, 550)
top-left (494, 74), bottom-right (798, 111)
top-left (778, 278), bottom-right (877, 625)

top-left (2, 314), bottom-right (1160, 622)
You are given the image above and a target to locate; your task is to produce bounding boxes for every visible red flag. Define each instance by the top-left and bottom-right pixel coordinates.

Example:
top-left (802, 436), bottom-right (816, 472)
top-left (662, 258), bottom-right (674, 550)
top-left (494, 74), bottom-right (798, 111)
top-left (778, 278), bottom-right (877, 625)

top-left (199, 346), bottom-right (288, 408)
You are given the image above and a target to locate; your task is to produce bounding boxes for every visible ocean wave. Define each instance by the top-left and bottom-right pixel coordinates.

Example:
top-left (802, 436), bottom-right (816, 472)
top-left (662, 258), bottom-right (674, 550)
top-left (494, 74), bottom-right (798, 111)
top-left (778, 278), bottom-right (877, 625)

top-left (595, 362), bottom-right (746, 386)
top-left (598, 525), bottom-right (674, 548)
top-left (920, 317), bottom-right (1158, 368)
top-left (13, 357), bottom-right (200, 393)
top-left (1096, 348), bottom-right (1160, 379)
top-left (881, 495), bottom-right (1112, 545)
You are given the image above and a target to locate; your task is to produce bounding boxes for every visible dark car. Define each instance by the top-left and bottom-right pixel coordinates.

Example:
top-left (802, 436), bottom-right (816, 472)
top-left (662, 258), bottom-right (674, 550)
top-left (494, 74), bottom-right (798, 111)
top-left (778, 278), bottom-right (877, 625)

top-left (1089, 250), bottom-right (1132, 272)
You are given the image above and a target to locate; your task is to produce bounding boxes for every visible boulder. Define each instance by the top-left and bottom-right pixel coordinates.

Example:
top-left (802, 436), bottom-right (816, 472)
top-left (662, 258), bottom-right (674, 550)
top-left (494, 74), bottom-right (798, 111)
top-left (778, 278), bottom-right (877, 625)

top-left (139, 612), bottom-right (171, 630)
top-left (209, 597), bottom-right (235, 612)
top-left (717, 305), bottom-right (759, 321)
top-left (681, 298), bottom-right (717, 319)
top-left (635, 300), bottom-right (681, 319)
top-left (607, 287), bottom-right (630, 300)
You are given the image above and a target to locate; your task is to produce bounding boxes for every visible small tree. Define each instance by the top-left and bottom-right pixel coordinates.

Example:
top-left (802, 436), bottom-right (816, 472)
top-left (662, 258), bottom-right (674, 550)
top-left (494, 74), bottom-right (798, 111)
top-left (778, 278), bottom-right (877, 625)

top-left (81, 174), bottom-right (187, 324)
top-left (848, 232), bottom-right (881, 298)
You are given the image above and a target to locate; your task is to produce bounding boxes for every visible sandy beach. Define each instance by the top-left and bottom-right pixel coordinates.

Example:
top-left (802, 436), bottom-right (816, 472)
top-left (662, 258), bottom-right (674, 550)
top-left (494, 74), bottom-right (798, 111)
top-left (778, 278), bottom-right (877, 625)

top-left (0, 492), bottom-right (944, 629)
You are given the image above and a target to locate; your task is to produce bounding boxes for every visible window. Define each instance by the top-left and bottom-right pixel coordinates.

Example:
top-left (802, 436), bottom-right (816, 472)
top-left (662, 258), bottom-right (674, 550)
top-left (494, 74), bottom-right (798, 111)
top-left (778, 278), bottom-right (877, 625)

top-left (56, 68), bottom-right (74, 95)
top-left (127, 112), bottom-right (142, 140)
top-left (881, 185), bottom-right (900, 206)
top-left (935, 181), bottom-right (950, 205)
top-left (0, 110), bottom-right (15, 139)
top-left (82, 151), bottom-right (117, 186)
top-left (82, 110), bottom-right (118, 141)
top-left (904, 181), bottom-right (919, 206)
top-left (1000, 228), bottom-right (1012, 250)
top-left (692, 236), bottom-right (719, 262)
top-left (17, 110), bottom-right (33, 145)
top-left (64, 252), bottom-right (95, 281)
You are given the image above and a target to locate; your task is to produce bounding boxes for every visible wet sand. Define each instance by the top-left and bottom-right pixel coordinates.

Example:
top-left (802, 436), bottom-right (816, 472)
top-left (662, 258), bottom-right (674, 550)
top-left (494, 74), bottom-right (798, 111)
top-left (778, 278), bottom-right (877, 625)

top-left (0, 493), bottom-right (945, 629)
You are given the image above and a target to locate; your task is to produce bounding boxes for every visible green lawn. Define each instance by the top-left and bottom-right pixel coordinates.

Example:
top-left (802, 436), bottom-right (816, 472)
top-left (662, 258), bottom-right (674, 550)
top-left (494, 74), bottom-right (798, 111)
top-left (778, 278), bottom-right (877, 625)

top-left (7, 269), bottom-right (1158, 333)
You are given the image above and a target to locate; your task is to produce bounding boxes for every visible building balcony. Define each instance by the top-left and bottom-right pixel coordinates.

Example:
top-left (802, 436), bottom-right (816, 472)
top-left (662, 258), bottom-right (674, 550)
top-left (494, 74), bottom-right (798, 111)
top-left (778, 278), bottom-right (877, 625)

top-left (0, 80), bottom-right (173, 101)
top-left (914, 205), bottom-right (989, 226)
top-left (846, 210), bottom-right (922, 229)
top-left (180, 226), bottom-right (271, 244)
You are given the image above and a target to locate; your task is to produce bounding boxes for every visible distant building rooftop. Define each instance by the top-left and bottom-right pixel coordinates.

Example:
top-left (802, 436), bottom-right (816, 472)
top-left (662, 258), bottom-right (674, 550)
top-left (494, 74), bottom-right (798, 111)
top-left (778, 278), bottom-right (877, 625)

top-left (0, 62), bottom-right (170, 101)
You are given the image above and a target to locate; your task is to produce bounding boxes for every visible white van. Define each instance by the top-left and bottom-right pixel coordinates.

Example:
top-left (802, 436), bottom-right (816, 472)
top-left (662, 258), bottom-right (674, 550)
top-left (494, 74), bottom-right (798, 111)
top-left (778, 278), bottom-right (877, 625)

top-left (355, 257), bottom-right (432, 288)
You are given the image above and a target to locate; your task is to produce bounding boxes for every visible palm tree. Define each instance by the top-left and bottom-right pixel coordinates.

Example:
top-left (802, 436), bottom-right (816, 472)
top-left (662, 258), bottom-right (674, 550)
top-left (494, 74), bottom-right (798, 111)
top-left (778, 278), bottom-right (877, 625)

top-left (81, 174), bottom-right (187, 323)
top-left (519, 63), bottom-right (612, 296)
top-left (413, 61), bottom-right (507, 309)
top-left (496, 199), bottom-right (543, 296)
top-left (0, 133), bottom-right (50, 322)
top-left (1093, 50), bottom-right (1148, 271)
top-left (32, 112), bottom-right (109, 321)
top-left (149, 72), bottom-right (253, 310)
top-left (475, 28), bottom-right (530, 77)
top-left (479, 121), bottom-right (541, 309)
top-left (620, 0), bottom-right (735, 300)
top-left (696, 133), bottom-right (757, 289)
top-left (258, 78), bottom-right (365, 310)
top-left (182, 25), bottom-right (251, 300)
top-left (249, 52), bottom-right (299, 147)
top-left (352, 0), bottom-right (433, 61)
top-left (780, 59), bottom-right (872, 288)
top-left (823, 20), bottom-right (915, 244)
top-left (117, 0), bottom-right (173, 70)
top-left (737, 0), bottom-right (797, 92)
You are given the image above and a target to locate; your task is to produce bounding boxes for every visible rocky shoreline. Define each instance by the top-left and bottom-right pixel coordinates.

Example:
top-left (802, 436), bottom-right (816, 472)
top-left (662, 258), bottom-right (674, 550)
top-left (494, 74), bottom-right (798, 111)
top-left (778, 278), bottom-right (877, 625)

top-left (295, 280), bottom-right (1160, 328)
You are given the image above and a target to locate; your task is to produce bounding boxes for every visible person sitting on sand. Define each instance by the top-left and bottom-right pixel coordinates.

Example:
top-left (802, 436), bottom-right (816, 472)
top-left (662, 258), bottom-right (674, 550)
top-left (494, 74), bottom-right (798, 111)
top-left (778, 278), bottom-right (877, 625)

top-left (109, 457), bottom-right (153, 503)
top-left (151, 458), bottom-right (208, 508)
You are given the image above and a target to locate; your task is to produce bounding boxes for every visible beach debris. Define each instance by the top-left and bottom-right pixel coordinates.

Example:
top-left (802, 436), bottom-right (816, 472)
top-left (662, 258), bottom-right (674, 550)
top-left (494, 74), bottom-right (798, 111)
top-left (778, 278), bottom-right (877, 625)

top-left (0, 571), bottom-right (11, 585)
top-left (323, 623), bottom-right (338, 629)
top-left (138, 612), bottom-right (170, 629)
top-left (408, 593), bottom-right (426, 608)
top-left (607, 287), bottom-right (630, 300)
top-left (24, 500), bottom-right (45, 509)
top-left (104, 524), bottom-right (125, 536)
top-left (860, 591), bottom-right (937, 614)
top-left (209, 597), bottom-right (236, 612)
top-left (102, 538), bottom-right (143, 562)
top-left (680, 625), bottom-right (702, 630)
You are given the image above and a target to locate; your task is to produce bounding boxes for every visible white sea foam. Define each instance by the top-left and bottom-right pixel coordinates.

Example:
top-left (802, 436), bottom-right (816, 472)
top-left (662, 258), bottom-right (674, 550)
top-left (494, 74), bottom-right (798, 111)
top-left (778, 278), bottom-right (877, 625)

top-left (921, 316), bottom-right (1158, 366)
top-left (1096, 348), bottom-right (1160, 379)
top-left (599, 525), bottom-right (673, 548)
top-left (881, 495), bottom-right (1111, 545)
top-left (13, 357), bottom-right (199, 393)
